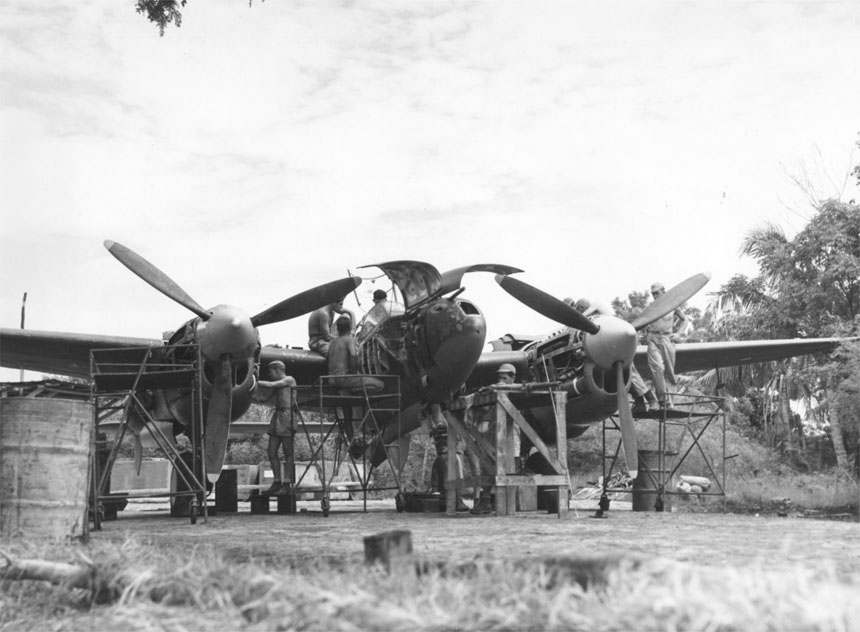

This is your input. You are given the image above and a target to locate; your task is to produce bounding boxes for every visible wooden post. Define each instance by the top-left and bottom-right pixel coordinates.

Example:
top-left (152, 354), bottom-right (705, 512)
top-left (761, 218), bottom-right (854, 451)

top-left (364, 529), bottom-right (413, 573)
top-left (552, 390), bottom-right (569, 518)
top-left (494, 395), bottom-right (508, 514)
top-left (446, 419), bottom-right (457, 515)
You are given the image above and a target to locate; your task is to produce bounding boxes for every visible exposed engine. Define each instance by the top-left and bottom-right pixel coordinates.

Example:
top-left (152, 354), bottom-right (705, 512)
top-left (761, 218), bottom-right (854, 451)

top-left (523, 322), bottom-right (632, 431)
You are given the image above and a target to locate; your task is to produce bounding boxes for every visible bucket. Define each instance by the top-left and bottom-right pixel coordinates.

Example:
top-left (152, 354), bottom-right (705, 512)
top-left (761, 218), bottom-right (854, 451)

top-left (1, 397), bottom-right (93, 540)
top-left (632, 450), bottom-right (676, 512)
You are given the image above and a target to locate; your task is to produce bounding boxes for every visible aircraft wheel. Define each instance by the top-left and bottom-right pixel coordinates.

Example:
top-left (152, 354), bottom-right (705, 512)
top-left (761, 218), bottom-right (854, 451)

top-left (190, 500), bottom-right (198, 524)
top-left (395, 492), bottom-right (405, 513)
top-left (321, 496), bottom-right (330, 517)
top-left (654, 497), bottom-right (664, 513)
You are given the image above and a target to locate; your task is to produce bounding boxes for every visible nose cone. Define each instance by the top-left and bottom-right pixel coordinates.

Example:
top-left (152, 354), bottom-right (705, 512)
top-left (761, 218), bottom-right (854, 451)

top-left (196, 305), bottom-right (258, 360)
top-left (583, 315), bottom-right (638, 371)
top-left (423, 302), bottom-right (487, 401)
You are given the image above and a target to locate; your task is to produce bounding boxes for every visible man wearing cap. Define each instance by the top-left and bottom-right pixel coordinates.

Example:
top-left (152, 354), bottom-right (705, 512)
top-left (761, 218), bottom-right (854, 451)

top-left (257, 360), bottom-right (298, 495)
top-left (357, 289), bottom-right (405, 342)
top-left (308, 299), bottom-right (355, 356)
top-left (645, 282), bottom-right (688, 409)
top-left (471, 362), bottom-right (519, 515)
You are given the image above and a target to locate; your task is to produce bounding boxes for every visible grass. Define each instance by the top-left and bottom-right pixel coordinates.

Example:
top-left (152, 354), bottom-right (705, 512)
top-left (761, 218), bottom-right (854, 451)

top-left (724, 469), bottom-right (859, 516)
top-left (2, 536), bottom-right (858, 632)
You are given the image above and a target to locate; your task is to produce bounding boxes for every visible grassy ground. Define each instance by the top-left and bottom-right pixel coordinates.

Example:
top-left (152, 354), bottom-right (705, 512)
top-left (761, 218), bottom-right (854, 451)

top-left (2, 536), bottom-right (857, 632)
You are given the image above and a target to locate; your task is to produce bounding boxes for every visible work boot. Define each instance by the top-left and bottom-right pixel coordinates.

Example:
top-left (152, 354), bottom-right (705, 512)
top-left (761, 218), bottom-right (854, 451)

top-left (632, 396), bottom-right (647, 415)
top-left (456, 496), bottom-right (470, 512)
top-left (645, 390), bottom-right (659, 410)
top-left (349, 437), bottom-right (366, 460)
top-left (470, 494), bottom-right (493, 515)
top-left (264, 481), bottom-right (282, 496)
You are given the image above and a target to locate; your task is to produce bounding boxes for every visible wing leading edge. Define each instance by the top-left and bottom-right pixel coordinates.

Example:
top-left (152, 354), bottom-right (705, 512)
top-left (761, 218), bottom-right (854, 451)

top-left (633, 337), bottom-right (855, 379)
top-left (0, 328), bottom-right (163, 380)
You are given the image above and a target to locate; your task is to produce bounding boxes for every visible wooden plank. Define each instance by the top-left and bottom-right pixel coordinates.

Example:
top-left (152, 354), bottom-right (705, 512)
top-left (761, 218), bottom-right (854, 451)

top-left (444, 412), bottom-right (495, 475)
top-left (496, 393), bottom-right (565, 473)
top-left (495, 399), bottom-right (508, 476)
top-left (446, 419), bottom-right (457, 515)
top-left (552, 390), bottom-right (569, 518)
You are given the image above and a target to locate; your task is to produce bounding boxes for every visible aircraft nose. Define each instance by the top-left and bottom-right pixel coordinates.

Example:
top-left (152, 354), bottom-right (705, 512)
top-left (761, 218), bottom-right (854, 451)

top-left (197, 305), bottom-right (258, 360)
top-left (422, 303), bottom-right (486, 401)
top-left (583, 315), bottom-right (638, 371)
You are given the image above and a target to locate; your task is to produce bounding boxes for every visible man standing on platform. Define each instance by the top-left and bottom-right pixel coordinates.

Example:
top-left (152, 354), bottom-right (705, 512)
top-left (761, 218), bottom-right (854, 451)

top-left (258, 361), bottom-right (297, 495)
top-left (646, 282), bottom-right (688, 409)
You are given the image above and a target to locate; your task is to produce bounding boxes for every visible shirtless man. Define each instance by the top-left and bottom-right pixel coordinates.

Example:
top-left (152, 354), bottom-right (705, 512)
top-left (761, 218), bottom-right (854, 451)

top-left (307, 299), bottom-right (355, 356)
top-left (328, 316), bottom-right (383, 453)
top-left (257, 361), bottom-right (297, 495)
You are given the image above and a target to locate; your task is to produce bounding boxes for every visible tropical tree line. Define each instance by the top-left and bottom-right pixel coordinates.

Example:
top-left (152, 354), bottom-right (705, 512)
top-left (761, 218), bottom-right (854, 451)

top-left (612, 144), bottom-right (860, 478)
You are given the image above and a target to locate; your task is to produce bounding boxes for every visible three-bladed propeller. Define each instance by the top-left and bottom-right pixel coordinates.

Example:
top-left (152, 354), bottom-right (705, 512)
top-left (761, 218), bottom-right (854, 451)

top-left (494, 271), bottom-right (710, 479)
top-left (104, 240), bottom-right (361, 481)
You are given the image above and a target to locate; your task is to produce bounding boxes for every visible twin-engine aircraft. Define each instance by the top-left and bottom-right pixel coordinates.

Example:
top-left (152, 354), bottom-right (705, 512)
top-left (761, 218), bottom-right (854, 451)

top-left (0, 241), bottom-right (518, 479)
top-left (2, 241), bottom-right (851, 487)
top-left (462, 273), bottom-right (852, 478)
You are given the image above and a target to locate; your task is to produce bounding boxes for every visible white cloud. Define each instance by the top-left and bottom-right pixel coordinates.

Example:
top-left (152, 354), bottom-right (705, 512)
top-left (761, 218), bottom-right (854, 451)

top-left (1, 0), bottom-right (859, 381)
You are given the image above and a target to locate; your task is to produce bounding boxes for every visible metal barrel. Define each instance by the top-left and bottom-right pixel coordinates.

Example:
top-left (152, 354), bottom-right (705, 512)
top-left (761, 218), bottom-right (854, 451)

top-left (632, 449), bottom-right (676, 512)
top-left (1, 397), bottom-right (93, 540)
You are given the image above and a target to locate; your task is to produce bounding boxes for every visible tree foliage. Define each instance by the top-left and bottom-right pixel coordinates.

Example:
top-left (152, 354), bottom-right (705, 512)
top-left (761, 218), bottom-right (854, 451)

top-left (706, 200), bottom-right (860, 474)
top-left (136, 0), bottom-right (186, 36)
top-left (739, 202), bottom-right (860, 338)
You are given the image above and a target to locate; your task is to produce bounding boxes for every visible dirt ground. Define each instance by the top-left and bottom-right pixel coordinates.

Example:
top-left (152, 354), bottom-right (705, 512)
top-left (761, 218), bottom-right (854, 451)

top-left (91, 498), bottom-right (860, 581)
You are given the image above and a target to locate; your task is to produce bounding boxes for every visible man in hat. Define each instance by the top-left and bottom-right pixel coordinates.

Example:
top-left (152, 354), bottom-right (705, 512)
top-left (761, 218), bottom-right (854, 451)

top-left (257, 360), bottom-right (298, 495)
top-left (645, 282), bottom-right (688, 409)
top-left (357, 288), bottom-right (404, 342)
top-left (471, 362), bottom-right (519, 515)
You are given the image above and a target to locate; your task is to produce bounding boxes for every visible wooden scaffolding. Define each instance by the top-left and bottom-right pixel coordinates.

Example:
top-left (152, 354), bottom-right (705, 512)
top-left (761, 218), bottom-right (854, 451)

top-left (444, 385), bottom-right (570, 517)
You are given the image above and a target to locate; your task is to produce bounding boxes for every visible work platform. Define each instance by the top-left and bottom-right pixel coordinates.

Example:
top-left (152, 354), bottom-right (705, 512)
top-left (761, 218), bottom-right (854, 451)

top-left (89, 344), bottom-right (208, 527)
top-left (601, 394), bottom-right (728, 513)
top-left (288, 373), bottom-right (405, 516)
top-left (444, 385), bottom-right (570, 517)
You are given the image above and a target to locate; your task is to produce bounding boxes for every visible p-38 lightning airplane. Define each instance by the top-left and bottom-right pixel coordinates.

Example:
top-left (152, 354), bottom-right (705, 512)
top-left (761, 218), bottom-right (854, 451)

top-left (460, 273), bottom-right (854, 479)
top-left (0, 241), bottom-right (520, 479)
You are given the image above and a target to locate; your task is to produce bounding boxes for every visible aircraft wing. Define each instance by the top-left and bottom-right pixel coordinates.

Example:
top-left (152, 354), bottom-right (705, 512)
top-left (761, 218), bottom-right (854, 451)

top-left (633, 337), bottom-right (854, 378)
top-left (0, 328), bottom-right (163, 380)
top-left (258, 346), bottom-right (327, 385)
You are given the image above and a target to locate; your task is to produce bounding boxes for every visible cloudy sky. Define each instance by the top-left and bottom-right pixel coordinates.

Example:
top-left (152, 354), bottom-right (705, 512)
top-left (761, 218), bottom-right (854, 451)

top-left (2, 1), bottom-right (858, 379)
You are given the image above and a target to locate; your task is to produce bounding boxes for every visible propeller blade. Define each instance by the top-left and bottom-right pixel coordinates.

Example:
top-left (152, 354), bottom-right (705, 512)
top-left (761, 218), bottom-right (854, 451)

top-left (251, 276), bottom-right (362, 328)
top-left (631, 272), bottom-right (711, 331)
top-left (104, 240), bottom-right (210, 320)
top-left (494, 275), bottom-right (600, 335)
top-left (615, 361), bottom-right (638, 479)
top-left (204, 355), bottom-right (233, 483)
